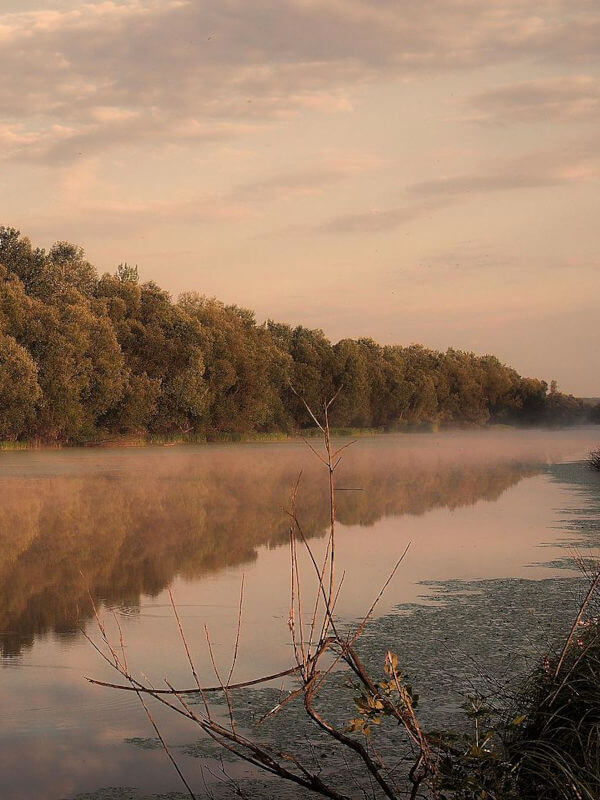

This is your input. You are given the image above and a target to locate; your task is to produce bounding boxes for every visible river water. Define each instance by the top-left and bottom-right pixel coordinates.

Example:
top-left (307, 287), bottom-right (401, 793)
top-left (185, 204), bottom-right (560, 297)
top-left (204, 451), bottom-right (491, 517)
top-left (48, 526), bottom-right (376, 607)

top-left (0, 428), bottom-right (598, 799)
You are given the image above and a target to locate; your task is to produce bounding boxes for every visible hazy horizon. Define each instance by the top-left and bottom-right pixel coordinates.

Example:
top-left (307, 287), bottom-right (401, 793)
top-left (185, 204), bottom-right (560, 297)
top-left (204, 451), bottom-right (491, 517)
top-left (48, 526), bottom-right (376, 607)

top-left (2, 1), bottom-right (599, 394)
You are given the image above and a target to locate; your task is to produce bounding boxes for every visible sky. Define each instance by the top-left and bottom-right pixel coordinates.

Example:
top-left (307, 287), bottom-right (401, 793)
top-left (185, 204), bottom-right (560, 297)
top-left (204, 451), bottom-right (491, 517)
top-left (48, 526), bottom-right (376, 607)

top-left (1, 0), bottom-right (599, 395)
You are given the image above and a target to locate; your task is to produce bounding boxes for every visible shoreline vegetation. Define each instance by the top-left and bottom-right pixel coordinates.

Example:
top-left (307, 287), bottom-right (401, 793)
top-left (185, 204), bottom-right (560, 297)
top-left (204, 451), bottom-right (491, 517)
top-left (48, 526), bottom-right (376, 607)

top-left (0, 424), bottom-right (391, 450)
top-left (0, 420), bottom-right (597, 451)
top-left (0, 226), bottom-right (598, 448)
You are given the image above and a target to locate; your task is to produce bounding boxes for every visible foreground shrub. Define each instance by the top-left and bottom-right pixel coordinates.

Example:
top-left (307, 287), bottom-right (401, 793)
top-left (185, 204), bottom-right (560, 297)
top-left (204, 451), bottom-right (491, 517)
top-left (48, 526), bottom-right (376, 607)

top-left (508, 612), bottom-right (600, 800)
top-left (588, 448), bottom-right (600, 471)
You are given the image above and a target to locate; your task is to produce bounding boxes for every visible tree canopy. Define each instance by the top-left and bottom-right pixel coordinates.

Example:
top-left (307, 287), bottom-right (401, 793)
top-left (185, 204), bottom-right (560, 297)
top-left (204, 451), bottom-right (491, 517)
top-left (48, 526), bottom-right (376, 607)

top-left (0, 227), bottom-right (594, 443)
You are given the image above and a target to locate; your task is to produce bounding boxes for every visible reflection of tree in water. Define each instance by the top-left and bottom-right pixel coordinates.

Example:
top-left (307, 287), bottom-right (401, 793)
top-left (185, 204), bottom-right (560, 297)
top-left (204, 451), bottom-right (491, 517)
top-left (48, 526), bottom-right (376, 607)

top-left (0, 447), bottom-right (538, 656)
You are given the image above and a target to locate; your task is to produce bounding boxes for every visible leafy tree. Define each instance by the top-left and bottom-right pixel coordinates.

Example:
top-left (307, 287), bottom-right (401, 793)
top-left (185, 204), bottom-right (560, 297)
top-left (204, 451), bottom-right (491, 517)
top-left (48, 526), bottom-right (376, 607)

top-left (0, 227), bottom-right (46, 293)
top-left (46, 241), bottom-right (98, 296)
top-left (0, 332), bottom-right (41, 439)
top-left (180, 294), bottom-right (292, 433)
top-left (115, 262), bottom-right (139, 284)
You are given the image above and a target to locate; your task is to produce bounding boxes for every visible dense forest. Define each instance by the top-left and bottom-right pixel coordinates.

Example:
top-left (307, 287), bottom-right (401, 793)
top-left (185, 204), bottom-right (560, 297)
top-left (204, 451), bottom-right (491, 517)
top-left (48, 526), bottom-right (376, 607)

top-left (0, 226), bottom-right (595, 443)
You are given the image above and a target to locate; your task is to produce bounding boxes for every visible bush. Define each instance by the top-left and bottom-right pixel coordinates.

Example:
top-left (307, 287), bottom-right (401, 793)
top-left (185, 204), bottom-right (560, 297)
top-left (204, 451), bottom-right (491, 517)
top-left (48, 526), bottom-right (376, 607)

top-left (588, 449), bottom-right (600, 471)
top-left (508, 615), bottom-right (600, 800)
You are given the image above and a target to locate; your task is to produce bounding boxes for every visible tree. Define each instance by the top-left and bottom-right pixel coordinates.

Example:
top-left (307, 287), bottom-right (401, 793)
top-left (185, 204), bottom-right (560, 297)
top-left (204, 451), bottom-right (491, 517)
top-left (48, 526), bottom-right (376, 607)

top-left (0, 332), bottom-right (41, 439)
top-left (0, 227), bottom-right (46, 293)
top-left (180, 294), bottom-right (292, 433)
top-left (115, 262), bottom-right (139, 284)
top-left (46, 241), bottom-right (98, 296)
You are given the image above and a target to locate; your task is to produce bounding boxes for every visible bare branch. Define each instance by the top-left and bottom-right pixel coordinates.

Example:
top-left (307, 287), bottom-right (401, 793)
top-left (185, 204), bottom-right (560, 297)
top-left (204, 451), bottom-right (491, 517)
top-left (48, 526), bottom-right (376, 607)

top-left (85, 664), bottom-right (305, 695)
top-left (226, 574), bottom-right (245, 687)
top-left (349, 543), bottom-right (411, 646)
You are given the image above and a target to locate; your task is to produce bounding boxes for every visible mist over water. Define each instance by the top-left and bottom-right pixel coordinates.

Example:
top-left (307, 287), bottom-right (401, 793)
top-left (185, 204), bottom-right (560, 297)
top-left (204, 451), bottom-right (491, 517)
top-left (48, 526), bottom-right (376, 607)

top-left (0, 427), bottom-right (596, 799)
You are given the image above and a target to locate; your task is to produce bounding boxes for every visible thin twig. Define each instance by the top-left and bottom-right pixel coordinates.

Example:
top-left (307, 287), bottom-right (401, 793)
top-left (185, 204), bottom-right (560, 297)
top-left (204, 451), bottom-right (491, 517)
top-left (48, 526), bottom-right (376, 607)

top-left (136, 687), bottom-right (197, 800)
top-left (349, 544), bottom-right (411, 646)
top-left (205, 623), bottom-right (236, 731)
top-left (226, 574), bottom-right (245, 687)
top-left (554, 569), bottom-right (600, 679)
top-left (85, 663), bottom-right (305, 694)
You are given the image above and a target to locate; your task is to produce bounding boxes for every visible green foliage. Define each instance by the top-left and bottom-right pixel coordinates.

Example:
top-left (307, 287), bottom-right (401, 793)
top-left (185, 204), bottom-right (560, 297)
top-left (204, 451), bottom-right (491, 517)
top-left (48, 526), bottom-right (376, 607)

top-left (346, 652), bottom-right (420, 738)
top-left (508, 618), bottom-right (600, 800)
top-left (0, 331), bottom-right (41, 439)
top-left (115, 262), bottom-right (139, 283)
top-left (0, 226), bottom-right (590, 444)
top-left (432, 612), bottom-right (600, 800)
top-left (432, 695), bottom-right (519, 800)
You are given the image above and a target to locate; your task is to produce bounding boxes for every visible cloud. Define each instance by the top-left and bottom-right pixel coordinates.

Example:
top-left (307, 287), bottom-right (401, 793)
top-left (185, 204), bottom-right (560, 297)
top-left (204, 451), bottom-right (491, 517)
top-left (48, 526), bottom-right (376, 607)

top-left (2, 0), bottom-right (600, 163)
top-left (409, 149), bottom-right (599, 198)
top-left (319, 199), bottom-right (448, 234)
top-left (234, 155), bottom-right (384, 202)
top-left (26, 194), bottom-right (251, 241)
top-left (465, 75), bottom-right (600, 124)
top-left (316, 142), bottom-right (600, 235)
top-left (8, 113), bottom-right (255, 165)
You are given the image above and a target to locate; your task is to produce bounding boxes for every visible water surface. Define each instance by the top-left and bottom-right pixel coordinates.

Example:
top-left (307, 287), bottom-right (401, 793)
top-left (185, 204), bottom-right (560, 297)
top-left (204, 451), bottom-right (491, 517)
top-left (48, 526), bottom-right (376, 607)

top-left (0, 428), bottom-right (598, 799)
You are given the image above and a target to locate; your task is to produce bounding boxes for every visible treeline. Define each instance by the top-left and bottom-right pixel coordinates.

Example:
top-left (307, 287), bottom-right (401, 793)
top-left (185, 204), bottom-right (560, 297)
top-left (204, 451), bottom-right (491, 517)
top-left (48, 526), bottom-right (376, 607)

top-left (0, 226), bottom-right (595, 443)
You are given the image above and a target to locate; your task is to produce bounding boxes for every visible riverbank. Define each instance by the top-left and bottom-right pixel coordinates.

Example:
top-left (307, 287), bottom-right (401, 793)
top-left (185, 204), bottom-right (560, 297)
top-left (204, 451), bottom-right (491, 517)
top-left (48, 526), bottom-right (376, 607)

top-left (0, 427), bottom-right (382, 450)
top-left (1, 421), bottom-right (597, 451)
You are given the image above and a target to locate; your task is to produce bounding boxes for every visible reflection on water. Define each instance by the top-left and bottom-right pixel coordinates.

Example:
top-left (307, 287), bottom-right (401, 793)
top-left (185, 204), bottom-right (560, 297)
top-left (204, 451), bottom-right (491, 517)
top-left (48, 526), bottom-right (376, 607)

top-left (0, 433), bottom-right (554, 657)
top-left (0, 428), bottom-right (596, 799)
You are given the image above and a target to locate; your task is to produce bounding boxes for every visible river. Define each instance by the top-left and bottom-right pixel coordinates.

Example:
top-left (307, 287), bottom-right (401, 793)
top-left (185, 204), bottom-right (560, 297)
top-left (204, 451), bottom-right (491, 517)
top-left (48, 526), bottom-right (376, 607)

top-left (0, 428), bottom-right (598, 799)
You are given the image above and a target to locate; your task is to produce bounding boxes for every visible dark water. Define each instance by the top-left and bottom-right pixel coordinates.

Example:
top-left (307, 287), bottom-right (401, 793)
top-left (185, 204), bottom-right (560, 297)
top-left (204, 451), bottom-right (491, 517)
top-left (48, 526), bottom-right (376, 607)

top-left (0, 428), bottom-right (598, 799)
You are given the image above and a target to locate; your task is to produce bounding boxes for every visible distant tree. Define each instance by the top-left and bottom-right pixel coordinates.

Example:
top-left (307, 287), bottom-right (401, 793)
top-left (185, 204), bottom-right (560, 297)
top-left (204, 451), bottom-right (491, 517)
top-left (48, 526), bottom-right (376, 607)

top-left (0, 227), bottom-right (46, 293)
top-left (436, 349), bottom-right (488, 424)
top-left (0, 332), bottom-right (41, 439)
top-left (102, 373), bottom-right (160, 434)
top-left (115, 262), bottom-right (139, 284)
top-left (480, 355), bottom-right (520, 420)
top-left (283, 326), bottom-right (337, 427)
top-left (401, 345), bottom-right (439, 424)
top-left (332, 338), bottom-right (372, 427)
top-left (512, 377), bottom-right (548, 424)
top-left (179, 293), bottom-right (291, 433)
top-left (374, 346), bottom-right (411, 427)
top-left (46, 241), bottom-right (98, 296)
top-left (545, 389), bottom-right (585, 425)
top-left (0, 264), bottom-right (127, 441)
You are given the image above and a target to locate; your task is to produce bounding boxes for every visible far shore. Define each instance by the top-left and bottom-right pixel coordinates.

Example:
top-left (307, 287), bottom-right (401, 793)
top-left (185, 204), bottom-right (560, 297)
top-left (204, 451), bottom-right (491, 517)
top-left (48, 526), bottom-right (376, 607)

top-left (1, 421), bottom-right (598, 452)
